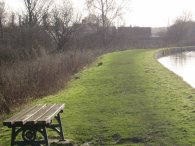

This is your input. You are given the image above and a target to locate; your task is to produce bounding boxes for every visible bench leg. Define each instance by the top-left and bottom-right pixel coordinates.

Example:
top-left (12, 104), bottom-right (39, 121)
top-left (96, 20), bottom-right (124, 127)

top-left (42, 127), bottom-right (49, 146)
top-left (48, 113), bottom-right (65, 141)
top-left (9, 125), bottom-right (50, 146)
top-left (11, 126), bottom-right (16, 146)
top-left (56, 113), bottom-right (65, 141)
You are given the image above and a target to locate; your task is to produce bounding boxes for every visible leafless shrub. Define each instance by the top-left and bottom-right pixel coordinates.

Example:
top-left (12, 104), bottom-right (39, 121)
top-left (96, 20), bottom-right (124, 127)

top-left (0, 48), bottom-right (103, 113)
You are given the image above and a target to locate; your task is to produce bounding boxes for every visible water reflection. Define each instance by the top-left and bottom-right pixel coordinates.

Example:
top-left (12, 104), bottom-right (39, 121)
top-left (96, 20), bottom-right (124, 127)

top-left (158, 51), bottom-right (195, 88)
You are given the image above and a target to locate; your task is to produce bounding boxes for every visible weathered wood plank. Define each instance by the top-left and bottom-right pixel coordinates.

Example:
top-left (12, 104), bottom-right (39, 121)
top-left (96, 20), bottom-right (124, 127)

top-left (27, 104), bottom-right (56, 124)
top-left (3, 105), bottom-right (38, 126)
top-left (13, 104), bottom-right (47, 125)
top-left (37, 104), bottom-right (65, 124)
top-left (3, 104), bottom-right (65, 126)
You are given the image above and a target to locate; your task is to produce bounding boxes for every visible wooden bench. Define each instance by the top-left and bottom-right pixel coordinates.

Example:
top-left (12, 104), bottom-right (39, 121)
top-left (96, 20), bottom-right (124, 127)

top-left (3, 104), bottom-right (65, 146)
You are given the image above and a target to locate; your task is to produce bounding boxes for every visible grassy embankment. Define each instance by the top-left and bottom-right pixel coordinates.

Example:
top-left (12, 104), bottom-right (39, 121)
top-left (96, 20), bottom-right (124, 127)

top-left (1, 49), bottom-right (195, 145)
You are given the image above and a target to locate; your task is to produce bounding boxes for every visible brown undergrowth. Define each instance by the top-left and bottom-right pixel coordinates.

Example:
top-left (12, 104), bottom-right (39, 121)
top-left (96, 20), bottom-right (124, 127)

top-left (0, 48), bottom-right (104, 114)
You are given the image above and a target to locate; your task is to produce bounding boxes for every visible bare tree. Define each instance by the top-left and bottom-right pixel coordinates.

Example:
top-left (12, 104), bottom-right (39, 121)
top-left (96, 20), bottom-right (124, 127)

top-left (44, 1), bottom-right (78, 51)
top-left (86, 0), bottom-right (129, 46)
top-left (166, 12), bottom-right (195, 45)
top-left (0, 0), bottom-right (5, 45)
top-left (23, 0), bottom-right (52, 26)
top-left (22, 0), bottom-right (52, 50)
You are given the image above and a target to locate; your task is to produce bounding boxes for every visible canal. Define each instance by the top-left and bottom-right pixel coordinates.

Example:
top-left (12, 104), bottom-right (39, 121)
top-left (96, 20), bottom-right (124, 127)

top-left (158, 50), bottom-right (195, 88)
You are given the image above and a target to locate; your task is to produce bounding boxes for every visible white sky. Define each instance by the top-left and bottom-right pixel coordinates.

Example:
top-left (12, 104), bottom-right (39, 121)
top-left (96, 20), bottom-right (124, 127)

top-left (5, 0), bottom-right (195, 27)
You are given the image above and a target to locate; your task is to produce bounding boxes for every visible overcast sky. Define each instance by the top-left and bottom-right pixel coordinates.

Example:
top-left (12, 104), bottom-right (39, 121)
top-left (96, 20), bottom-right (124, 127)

top-left (5, 0), bottom-right (195, 27)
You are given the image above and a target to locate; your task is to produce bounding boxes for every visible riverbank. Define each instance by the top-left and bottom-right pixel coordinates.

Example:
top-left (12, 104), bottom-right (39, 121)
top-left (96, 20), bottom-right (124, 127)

top-left (1, 49), bottom-right (195, 145)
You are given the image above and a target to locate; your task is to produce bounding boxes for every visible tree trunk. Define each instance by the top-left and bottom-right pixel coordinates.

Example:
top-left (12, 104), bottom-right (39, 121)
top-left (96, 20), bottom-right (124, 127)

top-left (0, 17), bottom-right (4, 45)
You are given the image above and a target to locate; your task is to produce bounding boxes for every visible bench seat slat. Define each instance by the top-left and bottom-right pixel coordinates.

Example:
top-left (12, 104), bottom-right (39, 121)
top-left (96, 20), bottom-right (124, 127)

top-left (3, 104), bottom-right (65, 126)
top-left (13, 104), bottom-right (47, 125)
top-left (26, 104), bottom-right (56, 124)
top-left (3, 105), bottom-right (38, 126)
top-left (37, 104), bottom-right (65, 124)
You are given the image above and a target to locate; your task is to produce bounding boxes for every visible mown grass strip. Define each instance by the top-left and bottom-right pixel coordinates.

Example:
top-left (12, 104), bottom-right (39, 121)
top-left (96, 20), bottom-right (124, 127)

top-left (1, 49), bottom-right (195, 145)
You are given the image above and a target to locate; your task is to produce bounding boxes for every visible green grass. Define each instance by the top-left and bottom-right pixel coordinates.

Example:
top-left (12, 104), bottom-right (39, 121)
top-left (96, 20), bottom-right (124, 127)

top-left (1, 49), bottom-right (195, 145)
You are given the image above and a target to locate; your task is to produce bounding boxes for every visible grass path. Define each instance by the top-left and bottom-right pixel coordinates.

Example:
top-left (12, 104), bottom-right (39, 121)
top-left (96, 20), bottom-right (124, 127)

top-left (1, 49), bottom-right (195, 145)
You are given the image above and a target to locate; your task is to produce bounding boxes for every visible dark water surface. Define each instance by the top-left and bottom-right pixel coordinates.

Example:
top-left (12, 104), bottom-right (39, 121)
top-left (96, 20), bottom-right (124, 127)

top-left (158, 51), bottom-right (195, 88)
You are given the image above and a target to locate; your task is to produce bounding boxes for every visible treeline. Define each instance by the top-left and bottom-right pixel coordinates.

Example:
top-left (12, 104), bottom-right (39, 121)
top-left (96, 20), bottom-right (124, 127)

top-left (0, 0), bottom-right (81, 64)
top-left (159, 13), bottom-right (195, 46)
top-left (0, 0), bottom-right (130, 113)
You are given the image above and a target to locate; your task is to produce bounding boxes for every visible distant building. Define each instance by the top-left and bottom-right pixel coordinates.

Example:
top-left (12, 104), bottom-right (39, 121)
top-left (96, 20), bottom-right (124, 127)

top-left (74, 21), bottom-right (98, 37)
top-left (75, 19), bottom-right (152, 40)
top-left (75, 20), bottom-right (117, 37)
top-left (117, 26), bottom-right (152, 39)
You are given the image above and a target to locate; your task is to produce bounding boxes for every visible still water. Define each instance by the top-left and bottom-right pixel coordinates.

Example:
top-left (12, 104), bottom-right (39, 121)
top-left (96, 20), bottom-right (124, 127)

top-left (158, 51), bottom-right (195, 88)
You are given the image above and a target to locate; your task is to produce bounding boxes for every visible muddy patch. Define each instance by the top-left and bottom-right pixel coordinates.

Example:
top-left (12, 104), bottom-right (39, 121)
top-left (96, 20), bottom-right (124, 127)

top-left (117, 137), bottom-right (145, 144)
